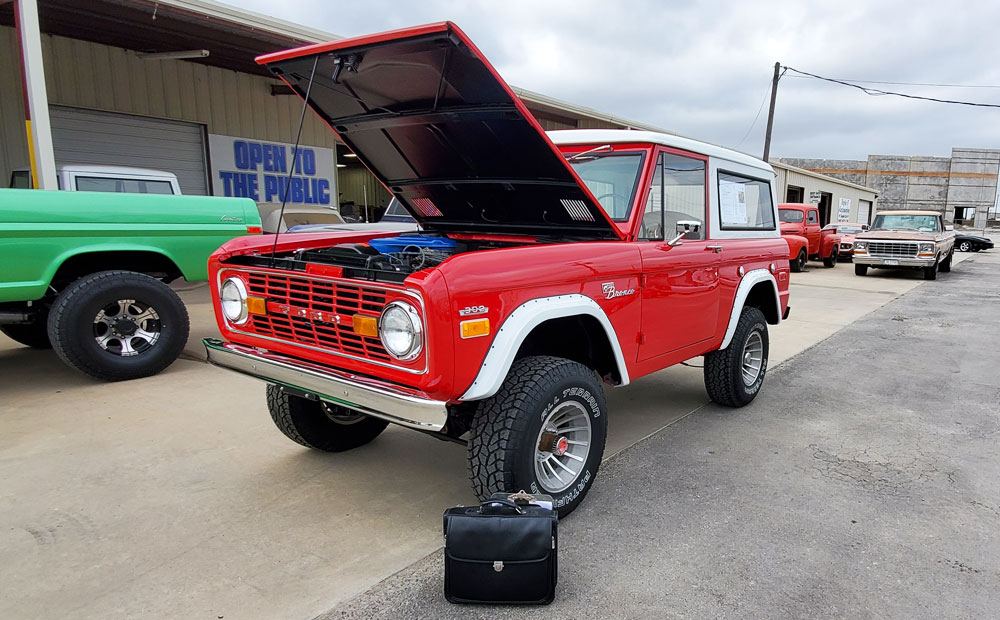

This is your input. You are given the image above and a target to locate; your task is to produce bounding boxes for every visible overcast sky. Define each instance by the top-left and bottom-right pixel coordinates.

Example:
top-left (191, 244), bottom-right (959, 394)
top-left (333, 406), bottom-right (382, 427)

top-left (236, 0), bottom-right (1000, 162)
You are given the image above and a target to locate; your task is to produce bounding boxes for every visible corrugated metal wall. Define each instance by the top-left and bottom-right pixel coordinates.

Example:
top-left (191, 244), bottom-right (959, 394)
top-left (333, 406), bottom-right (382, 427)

top-left (774, 164), bottom-right (878, 224)
top-left (0, 25), bottom-right (337, 187)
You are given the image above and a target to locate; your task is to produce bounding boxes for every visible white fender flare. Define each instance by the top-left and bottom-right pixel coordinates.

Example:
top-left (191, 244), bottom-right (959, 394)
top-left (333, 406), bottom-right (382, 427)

top-left (459, 293), bottom-right (630, 401)
top-left (719, 269), bottom-right (781, 350)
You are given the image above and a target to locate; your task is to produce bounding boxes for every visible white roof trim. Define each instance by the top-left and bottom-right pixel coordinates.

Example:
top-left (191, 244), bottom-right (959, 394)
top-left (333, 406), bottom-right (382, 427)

top-left (548, 129), bottom-right (773, 172)
top-left (770, 160), bottom-right (879, 196)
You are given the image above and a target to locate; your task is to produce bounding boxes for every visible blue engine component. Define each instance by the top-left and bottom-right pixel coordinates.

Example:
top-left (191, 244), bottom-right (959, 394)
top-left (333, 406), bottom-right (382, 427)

top-left (368, 235), bottom-right (457, 254)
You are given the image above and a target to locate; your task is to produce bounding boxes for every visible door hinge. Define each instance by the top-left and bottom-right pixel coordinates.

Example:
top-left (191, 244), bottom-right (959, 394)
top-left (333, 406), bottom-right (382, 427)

top-left (637, 332), bottom-right (646, 345)
top-left (639, 274), bottom-right (648, 288)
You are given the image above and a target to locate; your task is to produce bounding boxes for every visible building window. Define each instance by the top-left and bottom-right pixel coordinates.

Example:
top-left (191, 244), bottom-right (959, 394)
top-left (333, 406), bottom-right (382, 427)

top-left (953, 207), bottom-right (976, 224)
top-left (717, 171), bottom-right (776, 230)
top-left (786, 185), bottom-right (804, 202)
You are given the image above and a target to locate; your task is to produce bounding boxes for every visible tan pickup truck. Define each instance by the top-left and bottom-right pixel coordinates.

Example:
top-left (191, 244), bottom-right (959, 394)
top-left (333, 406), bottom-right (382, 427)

top-left (853, 210), bottom-right (956, 280)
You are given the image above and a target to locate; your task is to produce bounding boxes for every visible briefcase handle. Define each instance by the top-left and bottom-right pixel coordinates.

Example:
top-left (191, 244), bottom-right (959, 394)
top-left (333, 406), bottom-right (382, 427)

top-left (478, 498), bottom-right (523, 515)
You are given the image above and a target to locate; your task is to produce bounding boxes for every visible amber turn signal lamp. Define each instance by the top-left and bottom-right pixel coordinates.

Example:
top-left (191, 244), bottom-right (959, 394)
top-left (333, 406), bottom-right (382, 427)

top-left (354, 315), bottom-right (378, 337)
top-left (460, 318), bottom-right (490, 339)
top-left (246, 296), bottom-right (267, 315)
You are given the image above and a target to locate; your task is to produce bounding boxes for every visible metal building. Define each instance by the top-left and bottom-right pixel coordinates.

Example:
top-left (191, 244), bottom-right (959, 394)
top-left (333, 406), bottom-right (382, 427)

top-left (771, 161), bottom-right (878, 226)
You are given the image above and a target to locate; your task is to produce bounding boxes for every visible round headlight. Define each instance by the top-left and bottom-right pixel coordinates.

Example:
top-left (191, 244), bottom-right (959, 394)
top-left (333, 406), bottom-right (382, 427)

top-left (220, 277), bottom-right (249, 324)
top-left (379, 301), bottom-right (422, 361)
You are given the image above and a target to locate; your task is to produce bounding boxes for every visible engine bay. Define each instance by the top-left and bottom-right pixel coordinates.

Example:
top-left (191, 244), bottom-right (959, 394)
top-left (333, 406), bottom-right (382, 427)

top-left (227, 233), bottom-right (524, 283)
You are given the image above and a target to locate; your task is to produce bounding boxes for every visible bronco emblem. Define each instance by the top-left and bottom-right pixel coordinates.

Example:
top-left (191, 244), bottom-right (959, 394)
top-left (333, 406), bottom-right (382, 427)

top-left (601, 282), bottom-right (635, 299)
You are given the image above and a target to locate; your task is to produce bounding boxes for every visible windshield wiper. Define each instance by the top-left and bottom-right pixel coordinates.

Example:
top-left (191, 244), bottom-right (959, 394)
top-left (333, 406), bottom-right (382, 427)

top-left (567, 144), bottom-right (613, 161)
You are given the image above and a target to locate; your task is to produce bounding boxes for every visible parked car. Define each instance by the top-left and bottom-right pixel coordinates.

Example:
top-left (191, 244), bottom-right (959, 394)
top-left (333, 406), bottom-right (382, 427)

top-left (779, 203), bottom-right (841, 267)
top-left (853, 210), bottom-right (955, 280)
top-left (0, 189), bottom-right (261, 380)
top-left (204, 22), bottom-right (791, 517)
top-left (822, 222), bottom-right (865, 260)
top-left (954, 233), bottom-right (994, 252)
top-left (10, 164), bottom-right (183, 194)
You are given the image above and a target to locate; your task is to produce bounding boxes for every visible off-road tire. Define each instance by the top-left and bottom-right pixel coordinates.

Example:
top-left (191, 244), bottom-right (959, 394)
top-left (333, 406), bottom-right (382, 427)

top-left (1, 321), bottom-right (51, 348)
top-left (939, 250), bottom-right (953, 273)
top-left (790, 249), bottom-right (806, 273)
top-left (704, 306), bottom-right (769, 408)
top-left (855, 264), bottom-right (868, 276)
top-left (958, 241), bottom-right (971, 252)
top-left (823, 247), bottom-right (838, 268)
top-left (265, 384), bottom-right (389, 452)
top-left (923, 262), bottom-right (938, 280)
top-left (47, 270), bottom-right (189, 381)
top-left (467, 356), bottom-right (608, 518)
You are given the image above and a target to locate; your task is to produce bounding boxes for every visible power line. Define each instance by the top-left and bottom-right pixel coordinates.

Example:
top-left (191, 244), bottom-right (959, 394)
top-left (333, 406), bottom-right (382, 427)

top-left (784, 66), bottom-right (1000, 108)
top-left (784, 75), bottom-right (1000, 89)
top-left (735, 75), bottom-right (778, 148)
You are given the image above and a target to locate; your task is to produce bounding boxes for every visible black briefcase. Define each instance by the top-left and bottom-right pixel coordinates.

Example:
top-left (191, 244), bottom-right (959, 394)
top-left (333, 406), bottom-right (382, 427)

top-left (443, 492), bottom-right (558, 604)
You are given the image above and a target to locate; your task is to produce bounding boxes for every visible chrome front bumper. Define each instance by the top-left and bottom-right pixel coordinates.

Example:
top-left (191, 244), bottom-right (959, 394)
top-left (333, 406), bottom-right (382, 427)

top-left (854, 255), bottom-right (934, 267)
top-left (204, 338), bottom-right (448, 431)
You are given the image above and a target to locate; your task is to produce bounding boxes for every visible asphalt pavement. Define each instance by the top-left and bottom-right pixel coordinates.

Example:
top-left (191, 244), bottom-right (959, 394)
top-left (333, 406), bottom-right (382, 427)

top-left (321, 250), bottom-right (1000, 619)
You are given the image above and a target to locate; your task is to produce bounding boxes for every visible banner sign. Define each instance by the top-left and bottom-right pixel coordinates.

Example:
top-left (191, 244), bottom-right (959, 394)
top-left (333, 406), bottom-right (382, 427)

top-left (208, 134), bottom-right (336, 204)
top-left (838, 197), bottom-right (852, 222)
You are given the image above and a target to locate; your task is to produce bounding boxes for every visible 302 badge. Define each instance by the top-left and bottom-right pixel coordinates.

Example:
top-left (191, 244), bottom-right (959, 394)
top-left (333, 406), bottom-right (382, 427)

top-left (458, 305), bottom-right (489, 317)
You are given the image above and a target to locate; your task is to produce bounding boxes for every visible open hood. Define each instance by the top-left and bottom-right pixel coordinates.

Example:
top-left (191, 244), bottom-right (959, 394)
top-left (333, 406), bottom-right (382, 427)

top-left (257, 22), bottom-right (622, 239)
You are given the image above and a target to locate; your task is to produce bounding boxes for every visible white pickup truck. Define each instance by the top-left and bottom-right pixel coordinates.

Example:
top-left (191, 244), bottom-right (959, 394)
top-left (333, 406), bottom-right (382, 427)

top-left (9, 165), bottom-right (182, 194)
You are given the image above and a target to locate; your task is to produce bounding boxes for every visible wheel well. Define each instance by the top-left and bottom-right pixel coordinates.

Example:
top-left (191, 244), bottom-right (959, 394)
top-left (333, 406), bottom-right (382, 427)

top-left (51, 251), bottom-right (182, 290)
top-left (743, 281), bottom-right (780, 324)
top-left (514, 315), bottom-right (621, 384)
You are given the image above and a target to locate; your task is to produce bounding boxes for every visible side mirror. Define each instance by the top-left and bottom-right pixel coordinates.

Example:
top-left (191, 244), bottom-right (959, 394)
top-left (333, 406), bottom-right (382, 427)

top-left (945, 225), bottom-right (954, 232)
top-left (862, 225), bottom-right (870, 231)
top-left (668, 220), bottom-right (701, 246)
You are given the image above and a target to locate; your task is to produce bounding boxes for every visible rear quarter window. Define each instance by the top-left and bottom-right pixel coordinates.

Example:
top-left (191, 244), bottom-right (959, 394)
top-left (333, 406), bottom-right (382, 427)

top-left (717, 171), bottom-right (775, 230)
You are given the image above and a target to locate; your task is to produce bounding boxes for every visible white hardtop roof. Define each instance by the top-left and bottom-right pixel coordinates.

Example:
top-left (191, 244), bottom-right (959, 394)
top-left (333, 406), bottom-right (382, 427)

top-left (57, 164), bottom-right (178, 178)
top-left (548, 129), bottom-right (773, 173)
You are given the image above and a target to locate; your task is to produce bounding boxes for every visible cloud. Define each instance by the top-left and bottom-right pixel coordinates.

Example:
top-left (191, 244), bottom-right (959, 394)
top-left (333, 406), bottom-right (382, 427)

top-left (235, 0), bottom-right (1000, 161)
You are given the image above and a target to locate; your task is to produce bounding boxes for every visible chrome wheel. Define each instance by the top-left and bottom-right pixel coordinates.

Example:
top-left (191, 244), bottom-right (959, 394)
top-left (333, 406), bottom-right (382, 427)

top-left (741, 330), bottom-right (764, 386)
top-left (93, 299), bottom-right (161, 357)
top-left (534, 400), bottom-right (592, 493)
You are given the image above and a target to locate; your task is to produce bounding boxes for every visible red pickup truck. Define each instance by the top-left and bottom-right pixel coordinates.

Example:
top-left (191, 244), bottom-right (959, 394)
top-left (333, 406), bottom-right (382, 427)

top-left (203, 22), bottom-right (791, 515)
top-left (779, 203), bottom-right (842, 270)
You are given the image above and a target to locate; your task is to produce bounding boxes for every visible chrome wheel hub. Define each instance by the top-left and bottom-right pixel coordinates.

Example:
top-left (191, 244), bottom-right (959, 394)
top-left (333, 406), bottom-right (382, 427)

top-left (534, 401), bottom-right (592, 493)
top-left (741, 330), bottom-right (764, 386)
top-left (93, 299), bottom-right (160, 357)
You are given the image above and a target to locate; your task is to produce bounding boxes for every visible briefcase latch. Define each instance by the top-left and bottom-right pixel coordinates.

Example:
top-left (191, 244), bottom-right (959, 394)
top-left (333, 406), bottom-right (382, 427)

top-left (493, 561), bottom-right (504, 572)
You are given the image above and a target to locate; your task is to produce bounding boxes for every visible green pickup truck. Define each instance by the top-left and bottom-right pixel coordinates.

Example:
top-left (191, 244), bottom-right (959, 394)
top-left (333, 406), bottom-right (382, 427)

top-left (0, 189), bottom-right (261, 380)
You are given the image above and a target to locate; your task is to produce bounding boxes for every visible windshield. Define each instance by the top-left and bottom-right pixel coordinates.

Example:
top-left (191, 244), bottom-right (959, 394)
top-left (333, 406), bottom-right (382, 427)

top-left (872, 214), bottom-right (940, 232)
top-left (779, 209), bottom-right (804, 223)
top-left (567, 152), bottom-right (645, 221)
top-left (836, 226), bottom-right (862, 234)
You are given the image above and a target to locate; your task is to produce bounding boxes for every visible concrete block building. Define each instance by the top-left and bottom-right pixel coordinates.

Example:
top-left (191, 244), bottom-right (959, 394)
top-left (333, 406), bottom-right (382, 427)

top-left (779, 148), bottom-right (1000, 228)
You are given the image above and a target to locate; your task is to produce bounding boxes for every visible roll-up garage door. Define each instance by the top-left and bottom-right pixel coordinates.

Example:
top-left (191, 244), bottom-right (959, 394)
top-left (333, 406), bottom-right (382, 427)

top-left (50, 106), bottom-right (208, 195)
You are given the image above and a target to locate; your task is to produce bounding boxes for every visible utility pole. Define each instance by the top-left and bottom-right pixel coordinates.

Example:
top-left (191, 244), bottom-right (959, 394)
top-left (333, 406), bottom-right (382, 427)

top-left (762, 61), bottom-right (781, 162)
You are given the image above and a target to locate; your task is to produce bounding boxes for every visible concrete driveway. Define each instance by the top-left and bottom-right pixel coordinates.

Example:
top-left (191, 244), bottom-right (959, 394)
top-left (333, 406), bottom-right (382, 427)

top-left (0, 250), bottom-right (982, 620)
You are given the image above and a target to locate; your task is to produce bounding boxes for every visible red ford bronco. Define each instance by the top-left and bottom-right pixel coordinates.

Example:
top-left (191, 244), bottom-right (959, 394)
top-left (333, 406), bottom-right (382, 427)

top-left (204, 23), bottom-right (791, 515)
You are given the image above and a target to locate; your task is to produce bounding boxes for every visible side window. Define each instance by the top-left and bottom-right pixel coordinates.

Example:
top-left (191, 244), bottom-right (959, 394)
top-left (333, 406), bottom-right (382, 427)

top-left (717, 171), bottom-right (776, 230)
top-left (640, 152), bottom-right (706, 240)
top-left (75, 177), bottom-right (176, 194)
top-left (76, 176), bottom-right (123, 192)
top-left (806, 210), bottom-right (818, 224)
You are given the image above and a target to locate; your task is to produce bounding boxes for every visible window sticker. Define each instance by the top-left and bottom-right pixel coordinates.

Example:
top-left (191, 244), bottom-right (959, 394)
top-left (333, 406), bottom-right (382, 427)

top-left (719, 179), bottom-right (748, 226)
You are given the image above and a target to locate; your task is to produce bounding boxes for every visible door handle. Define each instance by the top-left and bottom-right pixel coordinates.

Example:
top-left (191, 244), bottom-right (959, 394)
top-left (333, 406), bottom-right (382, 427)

top-left (705, 245), bottom-right (723, 253)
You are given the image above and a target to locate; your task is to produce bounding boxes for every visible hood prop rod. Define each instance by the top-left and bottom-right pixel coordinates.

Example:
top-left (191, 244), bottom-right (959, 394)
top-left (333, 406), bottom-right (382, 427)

top-left (269, 55), bottom-right (320, 268)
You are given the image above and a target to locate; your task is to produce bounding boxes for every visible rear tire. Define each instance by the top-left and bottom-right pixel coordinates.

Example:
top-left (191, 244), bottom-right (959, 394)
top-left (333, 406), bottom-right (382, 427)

top-left (265, 384), bottom-right (389, 452)
top-left (855, 264), bottom-right (868, 276)
top-left (790, 249), bottom-right (806, 273)
top-left (468, 356), bottom-right (608, 518)
top-left (704, 307), bottom-right (769, 408)
top-left (47, 271), bottom-right (189, 381)
top-left (823, 247), bottom-right (838, 268)
top-left (958, 241), bottom-right (971, 252)
top-left (1, 321), bottom-right (51, 349)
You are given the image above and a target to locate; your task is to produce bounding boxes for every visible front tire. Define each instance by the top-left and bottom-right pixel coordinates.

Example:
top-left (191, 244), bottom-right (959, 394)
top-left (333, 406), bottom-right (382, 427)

top-left (939, 250), bottom-right (953, 273)
top-left (790, 249), bottom-right (806, 273)
top-left (1, 321), bottom-right (51, 349)
top-left (704, 306), bottom-right (769, 408)
top-left (855, 264), bottom-right (868, 276)
top-left (47, 271), bottom-right (189, 381)
top-left (266, 385), bottom-right (389, 452)
top-left (923, 262), bottom-right (938, 280)
top-left (468, 356), bottom-right (608, 518)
